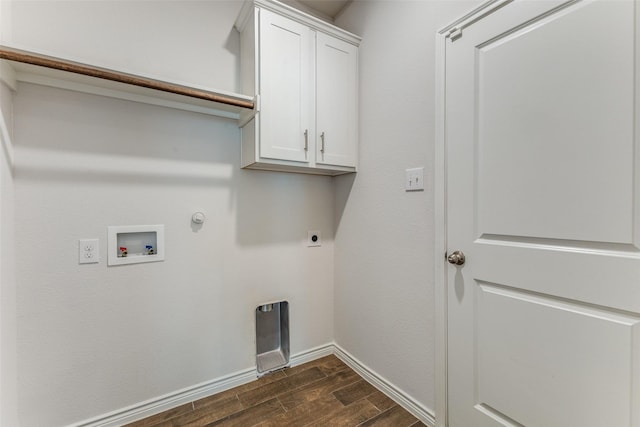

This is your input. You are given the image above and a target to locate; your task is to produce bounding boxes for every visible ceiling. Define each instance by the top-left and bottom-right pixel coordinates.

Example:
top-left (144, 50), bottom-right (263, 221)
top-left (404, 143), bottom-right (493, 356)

top-left (294, 0), bottom-right (352, 19)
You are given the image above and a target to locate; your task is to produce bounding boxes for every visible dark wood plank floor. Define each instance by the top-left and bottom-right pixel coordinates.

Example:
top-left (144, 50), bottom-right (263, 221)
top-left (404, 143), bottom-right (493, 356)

top-left (125, 355), bottom-right (426, 427)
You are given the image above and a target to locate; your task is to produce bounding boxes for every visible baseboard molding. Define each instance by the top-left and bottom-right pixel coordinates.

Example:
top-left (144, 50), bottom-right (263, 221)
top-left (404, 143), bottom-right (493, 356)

top-left (70, 342), bottom-right (434, 427)
top-left (333, 344), bottom-right (436, 427)
top-left (288, 342), bottom-right (335, 366)
top-left (70, 343), bottom-right (335, 427)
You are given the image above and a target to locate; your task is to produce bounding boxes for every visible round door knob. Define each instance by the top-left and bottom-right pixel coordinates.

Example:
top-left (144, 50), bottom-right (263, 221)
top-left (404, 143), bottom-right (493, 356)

top-left (447, 250), bottom-right (465, 266)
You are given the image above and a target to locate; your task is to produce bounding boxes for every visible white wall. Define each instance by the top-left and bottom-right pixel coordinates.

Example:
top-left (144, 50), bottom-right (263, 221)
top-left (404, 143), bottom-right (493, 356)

top-left (9, 0), bottom-right (242, 92)
top-left (0, 0), bottom-right (11, 46)
top-left (1, 75), bottom-right (18, 427)
top-left (334, 0), bottom-right (482, 418)
top-left (7, 2), bottom-right (335, 425)
top-left (3, 0), bottom-right (496, 424)
top-left (1, 0), bottom-right (19, 421)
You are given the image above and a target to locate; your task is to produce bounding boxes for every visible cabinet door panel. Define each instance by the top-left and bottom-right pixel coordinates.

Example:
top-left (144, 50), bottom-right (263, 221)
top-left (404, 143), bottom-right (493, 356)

top-left (259, 9), bottom-right (313, 163)
top-left (316, 32), bottom-right (357, 168)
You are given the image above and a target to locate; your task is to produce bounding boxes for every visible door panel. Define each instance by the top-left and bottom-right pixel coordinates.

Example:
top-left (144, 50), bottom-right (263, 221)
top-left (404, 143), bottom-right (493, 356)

top-left (477, 282), bottom-right (639, 427)
top-left (476, 0), bottom-right (634, 243)
top-left (445, 1), bottom-right (640, 426)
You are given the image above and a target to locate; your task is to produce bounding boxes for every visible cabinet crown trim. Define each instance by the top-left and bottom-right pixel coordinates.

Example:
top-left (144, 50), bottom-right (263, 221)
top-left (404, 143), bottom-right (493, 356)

top-left (235, 0), bottom-right (361, 46)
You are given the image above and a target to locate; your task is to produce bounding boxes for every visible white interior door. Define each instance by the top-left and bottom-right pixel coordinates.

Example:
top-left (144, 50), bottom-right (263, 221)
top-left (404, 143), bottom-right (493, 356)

top-left (445, 1), bottom-right (640, 426)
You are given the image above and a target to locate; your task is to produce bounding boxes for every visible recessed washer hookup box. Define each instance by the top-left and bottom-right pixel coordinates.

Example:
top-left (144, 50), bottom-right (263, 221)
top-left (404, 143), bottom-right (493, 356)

top-left (107, 225), bottom-right (165, 266)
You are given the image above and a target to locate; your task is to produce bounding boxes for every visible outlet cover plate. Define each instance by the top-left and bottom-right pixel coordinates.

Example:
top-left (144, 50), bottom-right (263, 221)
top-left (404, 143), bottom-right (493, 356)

top-left (79, 239), bottom-right (99, 264)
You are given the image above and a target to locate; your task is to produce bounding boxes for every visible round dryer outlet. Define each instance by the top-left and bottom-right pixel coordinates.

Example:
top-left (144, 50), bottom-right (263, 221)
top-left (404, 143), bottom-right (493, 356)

top-left (307, 230), bottom-right (321, 247)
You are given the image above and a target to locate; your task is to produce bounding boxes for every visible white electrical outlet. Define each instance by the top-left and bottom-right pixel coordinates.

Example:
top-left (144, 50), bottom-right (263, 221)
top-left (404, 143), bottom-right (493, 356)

top-left (307, 230), bottom-right (321, 247)
top-left (405, 167), bottom-right (425, 191)
top-left (79, 239), bottom-right (99, 264)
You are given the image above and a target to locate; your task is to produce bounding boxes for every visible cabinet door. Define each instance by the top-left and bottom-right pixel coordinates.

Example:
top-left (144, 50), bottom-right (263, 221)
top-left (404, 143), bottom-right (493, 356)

top-left (259, 9), bottom-right (314, 163)
top-left (316, 32), bottom-right (357, 168)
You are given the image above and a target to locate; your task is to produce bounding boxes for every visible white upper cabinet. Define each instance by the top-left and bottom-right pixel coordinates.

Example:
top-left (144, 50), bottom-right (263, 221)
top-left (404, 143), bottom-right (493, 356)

top-left (259, 10), bottom-right (314, 164)
top-left (235, 0), bottom-right (360, 175)
top-left (316, 32), bottom-right (358, 168)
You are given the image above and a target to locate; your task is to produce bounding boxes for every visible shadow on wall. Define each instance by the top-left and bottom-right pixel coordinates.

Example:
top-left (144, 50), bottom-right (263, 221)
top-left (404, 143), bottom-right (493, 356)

top-left (12, 83), bottom-right (240, 164)
top-left (14, 81), bottom-right (338, 248)
top-left (234, 168), bottom-right (335, 247)
top-left (226, 25), bottom-right (241, 93)
top-left (333, 172), bottom-right (356, 233)
top-left (13, 83), bottom-right (239, 188)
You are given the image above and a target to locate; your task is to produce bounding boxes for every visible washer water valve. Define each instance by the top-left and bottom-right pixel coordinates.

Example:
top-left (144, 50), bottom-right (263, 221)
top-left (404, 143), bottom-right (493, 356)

top-left (119, 247), bottom-right (128, 257)
top-left (192, 212), bottom-right (206, 225)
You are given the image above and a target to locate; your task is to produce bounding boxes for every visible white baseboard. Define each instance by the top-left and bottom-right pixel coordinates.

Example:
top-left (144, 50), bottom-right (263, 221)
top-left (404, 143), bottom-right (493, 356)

top-left (332, 344), bottom-right (436, 427)
top-left (70, 343), bottom-right (334, 427)
top-left (70, 369), bottom-right (256, 427)
top-left (288, 342), bottom-right (335, 366)
top-left (70, 342), bottom-right (434, 427)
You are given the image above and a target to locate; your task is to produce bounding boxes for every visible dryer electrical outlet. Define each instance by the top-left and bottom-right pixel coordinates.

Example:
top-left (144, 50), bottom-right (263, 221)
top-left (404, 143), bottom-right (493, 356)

top-left (307, 230), bottom-right (321, 247)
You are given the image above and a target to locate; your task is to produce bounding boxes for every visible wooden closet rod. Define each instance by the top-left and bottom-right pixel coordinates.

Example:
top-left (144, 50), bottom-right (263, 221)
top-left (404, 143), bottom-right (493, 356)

top-left (0, 46), bottom-right (255, 110)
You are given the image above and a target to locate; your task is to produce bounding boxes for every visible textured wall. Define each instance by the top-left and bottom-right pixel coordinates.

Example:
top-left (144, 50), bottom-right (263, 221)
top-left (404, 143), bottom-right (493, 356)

top-left (9, 0), bottom-right (243, 93)
top-left (13, 84), bottom-right (335, 427)
top-left (8, 2), bottom-right (335, 425)
top-left (1, 78), bottom-right (18, 427)
top-left (334, 0), bottom-right (482, 417)
top-left (3, 0), bottom-right (496, 424)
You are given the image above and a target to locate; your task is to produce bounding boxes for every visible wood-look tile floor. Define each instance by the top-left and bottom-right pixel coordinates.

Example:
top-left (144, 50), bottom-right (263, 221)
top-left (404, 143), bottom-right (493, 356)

top-left (125, 355), bottom-right (426, 427)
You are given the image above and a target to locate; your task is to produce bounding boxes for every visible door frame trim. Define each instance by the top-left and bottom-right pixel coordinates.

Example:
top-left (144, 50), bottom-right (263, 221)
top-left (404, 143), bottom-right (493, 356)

top-left (434, 1), bottom-right (516, 426)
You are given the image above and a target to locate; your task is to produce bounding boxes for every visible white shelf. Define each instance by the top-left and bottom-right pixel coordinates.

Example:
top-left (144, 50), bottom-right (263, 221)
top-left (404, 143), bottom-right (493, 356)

top-left (0, 46), bottom-right (255, 120)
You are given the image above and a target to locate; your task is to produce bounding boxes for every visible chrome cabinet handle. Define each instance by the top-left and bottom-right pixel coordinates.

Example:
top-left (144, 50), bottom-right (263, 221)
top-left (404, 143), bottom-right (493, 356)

top-left (304, 129), bottom-right (308, 151)
top-left (320, 132), bottom-right (325, 153)
top-left (447, 251), bottom-right (465, 266)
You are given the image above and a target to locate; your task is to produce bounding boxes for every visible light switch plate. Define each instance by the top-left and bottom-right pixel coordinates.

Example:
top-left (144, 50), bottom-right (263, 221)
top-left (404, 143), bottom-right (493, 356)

top-left (405, 167), bottom-right (424, 191)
